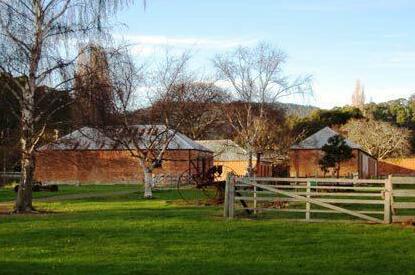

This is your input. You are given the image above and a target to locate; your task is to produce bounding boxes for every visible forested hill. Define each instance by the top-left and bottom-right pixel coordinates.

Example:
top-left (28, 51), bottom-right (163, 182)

top-left (276, 103), bottom-right (320, 117)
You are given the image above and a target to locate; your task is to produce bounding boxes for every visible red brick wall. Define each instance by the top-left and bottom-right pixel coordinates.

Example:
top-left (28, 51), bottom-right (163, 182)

top-left (289, 149), bottom-right (370, 178)
top-left (34, 150), bottom-right (213, 184)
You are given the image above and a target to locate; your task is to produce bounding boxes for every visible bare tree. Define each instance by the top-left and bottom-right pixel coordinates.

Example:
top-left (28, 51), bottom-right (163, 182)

top-left (342, 119), bottom-right (411, 160)
top-left (246, 107), bottom-right (294, 163)
top-left (213, 42), bottom-right (312, 175)
top-left (0, 0), bottom-right (134, 212)
top-left (85, 49), bottom-right (195, 198)
top-left (146, 82), bottom-right (227, 140)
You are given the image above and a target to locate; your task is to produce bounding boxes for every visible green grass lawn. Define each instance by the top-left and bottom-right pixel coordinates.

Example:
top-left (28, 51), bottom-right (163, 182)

top-left (0, 184), bottom-right (138, 203)
top-left (1, 186), bottom-right (415, 274)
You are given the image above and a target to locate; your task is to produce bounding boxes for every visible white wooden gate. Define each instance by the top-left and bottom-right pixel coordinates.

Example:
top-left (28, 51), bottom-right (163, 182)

top-left (224, 175), bottom-right (392, 224)
top-left (390, 177), bottom-right (415, 223)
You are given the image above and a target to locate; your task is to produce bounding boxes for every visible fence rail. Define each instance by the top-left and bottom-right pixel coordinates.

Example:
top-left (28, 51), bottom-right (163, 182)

top-left (223, 175), bottom-right (415, 224)
top-left (0, 172), bottom-right (21, 182)
top-left (391, 177), bottom-right (415, 223)
top-left (248, 177), bottom-right (386, 184)
top-left (0, 172), bottom-right (21, 178)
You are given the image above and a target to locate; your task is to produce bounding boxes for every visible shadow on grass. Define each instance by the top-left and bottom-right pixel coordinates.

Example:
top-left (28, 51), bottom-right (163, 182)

top-left (2, 190), bottom-right (415, 275)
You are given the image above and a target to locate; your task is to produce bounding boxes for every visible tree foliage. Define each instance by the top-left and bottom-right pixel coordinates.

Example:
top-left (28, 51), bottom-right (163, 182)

top-left (319, 135), bottom-right (353, 177)
top-left (364, 98), bottom-right (415, 128)
top-left (291, 106), bottom-right (363, 139)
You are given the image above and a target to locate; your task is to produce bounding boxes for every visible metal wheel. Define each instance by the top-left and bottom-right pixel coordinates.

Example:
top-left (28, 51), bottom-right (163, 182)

top-left (175, 165), bottom-right (238, 203)
top-left (176, 169), bottom-right (204, 202)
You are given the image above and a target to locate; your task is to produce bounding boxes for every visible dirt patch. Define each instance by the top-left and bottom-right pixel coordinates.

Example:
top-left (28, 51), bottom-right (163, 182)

top-left (0, 201), bottom-right (15, 215)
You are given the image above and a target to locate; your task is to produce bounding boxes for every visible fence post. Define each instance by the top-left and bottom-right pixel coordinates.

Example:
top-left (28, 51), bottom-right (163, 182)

top-left (306, 181), bottom-right (311, 221)
top-left (224, 173), bottom-right (231, 218)
top-left (229, 175), bottom-right (235, 219)
top-left (384, 175), bottom-right (393, 224)
top-left (253, 181), bottom-right (257, 214)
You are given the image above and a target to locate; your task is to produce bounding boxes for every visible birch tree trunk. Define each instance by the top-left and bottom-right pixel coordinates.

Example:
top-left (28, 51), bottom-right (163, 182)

top-left (15, 85), bottom-right (35, 212)
top-left (143, 168), bottom-right (153, 199)
top-left (15, 0), bottom-right (42, 212)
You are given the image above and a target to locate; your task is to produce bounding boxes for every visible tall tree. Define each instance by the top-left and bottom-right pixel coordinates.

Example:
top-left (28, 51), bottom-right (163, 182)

top-left (0, 0), bottom-right (134, 213)
top-left (73, 44), bottom-right (114, 127)
top-left (213, 42), bottom-right (311, 175)
top-left (352, 80), bottom-right (365, 111)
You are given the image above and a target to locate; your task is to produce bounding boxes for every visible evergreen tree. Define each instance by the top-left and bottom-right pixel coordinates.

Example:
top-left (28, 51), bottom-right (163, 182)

top-left (319, 135), bottom-right (353, 178)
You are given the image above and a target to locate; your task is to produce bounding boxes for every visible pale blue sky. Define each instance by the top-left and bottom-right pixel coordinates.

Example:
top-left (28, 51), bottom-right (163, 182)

top-left (114, 0), bottom-right (415, 109)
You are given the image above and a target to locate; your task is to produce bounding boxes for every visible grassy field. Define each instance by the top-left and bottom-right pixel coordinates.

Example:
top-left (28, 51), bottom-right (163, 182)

top-left (0, 184), bottom-right (138, 203)
top-left (1, 185), bottom-right (415, 274)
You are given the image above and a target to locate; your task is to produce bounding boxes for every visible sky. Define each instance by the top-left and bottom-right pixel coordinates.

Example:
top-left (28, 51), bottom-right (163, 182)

top-left (113, 0), bottom-right (415, 109)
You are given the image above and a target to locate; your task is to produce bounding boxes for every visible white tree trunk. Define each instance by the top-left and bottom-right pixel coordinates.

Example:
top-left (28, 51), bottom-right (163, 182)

top-left (143, 168), bottom-right (153, 199)
top-left (15, 85), bottom-right (35, 212)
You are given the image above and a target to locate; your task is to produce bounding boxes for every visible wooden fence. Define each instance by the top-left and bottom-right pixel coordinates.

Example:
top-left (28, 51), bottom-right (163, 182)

top-left (224, 175), bottom-right (415, 224)
top-left (390, 177), bottom-right (415, 223)
top-left (0, 172), bottom-right (21, 185)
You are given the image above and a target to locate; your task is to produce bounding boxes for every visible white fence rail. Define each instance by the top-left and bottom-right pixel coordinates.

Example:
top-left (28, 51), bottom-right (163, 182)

top-left (0, 172), bottom-right (21, 180)
top-left (223, 175), bottom-right (415, 224)
top-left (390, 177), bottom-right (415, 223)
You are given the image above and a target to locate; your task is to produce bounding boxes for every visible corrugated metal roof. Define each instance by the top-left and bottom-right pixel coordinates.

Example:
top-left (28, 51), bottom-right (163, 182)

top-left (39, 126), bottom-right (212, 152)
top-left (196, 139), bottom-right (255, 161)
top-left (291, 127), bottom-right (361, 150)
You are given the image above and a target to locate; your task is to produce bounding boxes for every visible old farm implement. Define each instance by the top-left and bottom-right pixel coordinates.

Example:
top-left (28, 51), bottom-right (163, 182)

top-left (176, 165), bottom-right (228, 202)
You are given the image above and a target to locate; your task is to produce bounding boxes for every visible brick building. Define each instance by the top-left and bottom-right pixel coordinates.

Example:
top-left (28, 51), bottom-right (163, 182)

top-left (35, 126), bottom-right (213, 184)
top-left (289, 127), bottom-right (378, 178)
top-left (196, 139), bottom-right (273, 180)
top-left (378, 158), bottom-right (415, 176)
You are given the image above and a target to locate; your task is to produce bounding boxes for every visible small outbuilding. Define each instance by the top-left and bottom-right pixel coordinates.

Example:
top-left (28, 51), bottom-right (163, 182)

top-left (196, 139), bottom-right (273, 180)
top-left (289, 127), bottom-right (378, 179)
top-left (35, 126), bottom-right (213, 185)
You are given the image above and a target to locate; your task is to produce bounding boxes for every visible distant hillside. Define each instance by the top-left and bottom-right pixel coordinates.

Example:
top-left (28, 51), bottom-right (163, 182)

top-left (131, 102), bottom-right (320, 123)
top-left (275, 103), bottom-right (320, 117)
